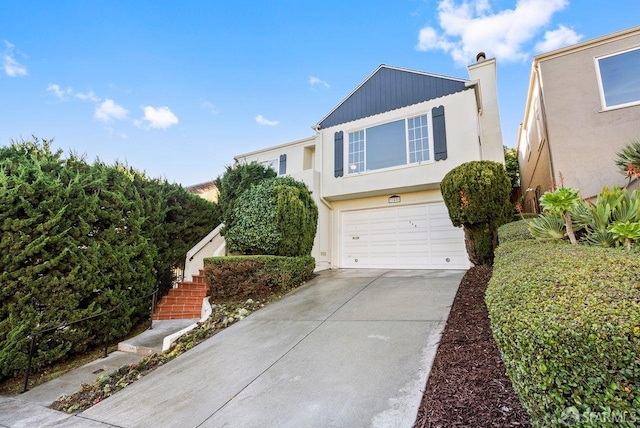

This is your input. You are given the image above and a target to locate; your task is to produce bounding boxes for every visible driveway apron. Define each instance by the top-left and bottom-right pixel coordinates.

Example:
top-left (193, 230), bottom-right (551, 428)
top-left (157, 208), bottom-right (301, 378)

top-left (76, 269), bottom-right (464, 428)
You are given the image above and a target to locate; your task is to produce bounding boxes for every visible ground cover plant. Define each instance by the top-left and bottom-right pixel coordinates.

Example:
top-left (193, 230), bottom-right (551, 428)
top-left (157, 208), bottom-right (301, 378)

top-left (486, 236), bottom-right (640, 427)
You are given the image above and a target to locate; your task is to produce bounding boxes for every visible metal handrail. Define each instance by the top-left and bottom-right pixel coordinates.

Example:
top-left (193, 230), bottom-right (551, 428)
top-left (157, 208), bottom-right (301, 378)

top-left (21, 284), bottom-right (159, 393)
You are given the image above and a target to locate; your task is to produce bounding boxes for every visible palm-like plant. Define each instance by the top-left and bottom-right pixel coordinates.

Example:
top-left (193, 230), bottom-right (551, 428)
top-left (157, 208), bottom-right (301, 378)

top-left (539, 187), bottom-right (581, 244)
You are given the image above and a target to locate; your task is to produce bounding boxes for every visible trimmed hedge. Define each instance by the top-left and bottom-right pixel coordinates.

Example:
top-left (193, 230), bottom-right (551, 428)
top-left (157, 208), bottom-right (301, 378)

top-left (498, 219), bottom-right (535, 244)
top-left (441, 160), bottom-right (512, 265)
top-left (486, 239), bottom-right (640, 427)
top-left (204, 255), bottom-right (315, 302)
top-left (224, 177), bottom-right (318, 257)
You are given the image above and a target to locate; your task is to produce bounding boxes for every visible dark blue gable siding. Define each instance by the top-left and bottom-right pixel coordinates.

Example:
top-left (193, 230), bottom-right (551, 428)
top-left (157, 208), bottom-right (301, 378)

top-left (318, 66), bottom-right (469, 129)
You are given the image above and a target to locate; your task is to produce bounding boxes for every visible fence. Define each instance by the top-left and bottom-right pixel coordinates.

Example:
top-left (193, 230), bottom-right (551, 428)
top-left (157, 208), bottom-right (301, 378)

top-left (21, 285), bottom-right (159, 393)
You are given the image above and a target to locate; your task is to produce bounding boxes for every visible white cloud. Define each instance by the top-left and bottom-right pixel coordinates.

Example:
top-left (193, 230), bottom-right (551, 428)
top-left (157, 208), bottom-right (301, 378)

top-left (2, 40), bottom-right (27, 77)
top-left (535, 24), bottom-right (583, 53)
top-left (139, 106), bottom-right (179, 129)
top-left (94, 99), bottom-right (128, 122)
top-left (416, 0), bottom-right (570, 65)
top-left (309, 76), bottom-right (330, 88)
top-left (255, 114), bottom-right (279, 126)
top-left (46, 83), bottom-right (72, 100)
top-left (76, 90), bottom-right (101, 102)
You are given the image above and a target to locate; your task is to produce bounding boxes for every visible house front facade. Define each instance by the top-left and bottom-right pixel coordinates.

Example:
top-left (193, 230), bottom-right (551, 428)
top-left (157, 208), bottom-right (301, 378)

top-left (518, 26), bottom-right (640, 212)
top-left (235, 56), bottom-right (504, 271)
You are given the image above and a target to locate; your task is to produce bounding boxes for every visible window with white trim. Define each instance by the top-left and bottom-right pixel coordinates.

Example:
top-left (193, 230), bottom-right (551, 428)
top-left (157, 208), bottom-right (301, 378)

top-left (260, 158), bottom-right (278, 172)
top-left (408, 115), bottom-right (430, 163)
top-left (596, 47), bottom-right (640, 109)
top-left (347, 114), bottom-right (432, 174)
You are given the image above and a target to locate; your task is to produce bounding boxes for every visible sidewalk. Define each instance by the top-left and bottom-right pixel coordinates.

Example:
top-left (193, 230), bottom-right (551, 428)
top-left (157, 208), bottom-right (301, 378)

top-left (0, 319), bottom-right (197, 427)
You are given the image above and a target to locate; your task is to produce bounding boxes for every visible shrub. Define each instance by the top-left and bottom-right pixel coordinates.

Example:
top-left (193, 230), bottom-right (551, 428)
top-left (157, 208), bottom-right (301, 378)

top-left (0, 141), bottom-right (155, 378)
top-left (486, 240), bottom-right (640, 427)
top-left (214, 163), bottom-right (277, 235)
top-left (203, 255), bottom-right (315, 302)
top-left (441, 160), bottom-right (512, 265)
top-left (0, 139), bottom-right (217, 379)
top-left (224, 177), bottom-right (318, 256)
top-left (497, 220), bottom-right (534, 244)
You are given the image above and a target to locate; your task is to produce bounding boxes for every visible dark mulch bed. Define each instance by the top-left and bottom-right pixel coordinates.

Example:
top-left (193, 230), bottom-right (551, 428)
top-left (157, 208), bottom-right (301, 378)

top-left (414, 266), bottom-right (532, 427)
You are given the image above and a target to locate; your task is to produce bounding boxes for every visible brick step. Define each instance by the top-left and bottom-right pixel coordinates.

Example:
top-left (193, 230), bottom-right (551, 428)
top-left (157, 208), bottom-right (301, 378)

top-left (191, 274), bottom-right (206, 284)
top-left (155, 303), bottom-right (202, 312)
top-left (159, 296), bottom-right (204, 305)
top-left (174, 281), bottom-right (208, 291)
top-left (152, 311), bottom-right (202, 320)
top-left (168, 288), bottom-right (207, 298)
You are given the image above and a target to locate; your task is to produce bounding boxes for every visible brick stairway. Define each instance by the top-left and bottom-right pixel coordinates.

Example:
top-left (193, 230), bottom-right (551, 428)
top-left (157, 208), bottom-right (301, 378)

top-left (152, 270), bottom-right (209, 320)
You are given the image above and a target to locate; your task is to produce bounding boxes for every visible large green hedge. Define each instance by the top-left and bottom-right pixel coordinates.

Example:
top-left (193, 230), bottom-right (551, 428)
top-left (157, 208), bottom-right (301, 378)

top-left (214, 163), bottom-right (277, 236)
top-left (224, 176), bottom-right (318, 256)
top-left (0, 139), bottom-right (219, 378)
top-left (204, 255), bottom-right (315, 302)
top-left (486, 238), bottom-right (640, 427)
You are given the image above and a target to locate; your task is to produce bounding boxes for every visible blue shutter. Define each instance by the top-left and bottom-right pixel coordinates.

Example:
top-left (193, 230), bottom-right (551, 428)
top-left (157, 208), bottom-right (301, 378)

top-left (432, 106), bottom-right (447, 161)
top-left (334, 131), bottom-right (344, 177)
top-left (279, 154), bottom-right (287, 175)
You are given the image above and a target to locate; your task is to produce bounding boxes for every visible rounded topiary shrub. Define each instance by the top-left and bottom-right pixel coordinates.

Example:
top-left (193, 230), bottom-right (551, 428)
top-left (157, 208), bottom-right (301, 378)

top-left (224, 177), bottom-right (318, 256)
top-left (441, 160), bottom-right (512, 265)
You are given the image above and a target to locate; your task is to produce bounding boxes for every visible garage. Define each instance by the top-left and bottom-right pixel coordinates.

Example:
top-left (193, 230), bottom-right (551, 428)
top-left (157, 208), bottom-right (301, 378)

top-left (341, 203), bottom-right (469, 269)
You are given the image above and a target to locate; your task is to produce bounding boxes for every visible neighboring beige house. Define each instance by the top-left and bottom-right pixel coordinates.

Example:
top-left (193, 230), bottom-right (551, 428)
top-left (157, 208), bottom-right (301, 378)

top-left (186, 181), bottom-right (218, 203)
top-left (234, 55), bottom-right (504, 271)
top-left (518, 26), bottom-right (640, 213)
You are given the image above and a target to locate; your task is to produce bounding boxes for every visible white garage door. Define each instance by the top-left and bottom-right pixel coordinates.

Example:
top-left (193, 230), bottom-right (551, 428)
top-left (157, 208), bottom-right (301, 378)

top-left (341, 203), bottom-right (468, 269)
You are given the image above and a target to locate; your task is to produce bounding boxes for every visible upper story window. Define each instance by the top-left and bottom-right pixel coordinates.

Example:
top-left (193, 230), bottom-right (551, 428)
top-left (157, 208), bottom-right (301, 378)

top-left (347, 114), bottom-right (432, 174)
top-left (260, 158), bottom-right (278, 171)
top-left (596, 46), bottom-right (640, 110)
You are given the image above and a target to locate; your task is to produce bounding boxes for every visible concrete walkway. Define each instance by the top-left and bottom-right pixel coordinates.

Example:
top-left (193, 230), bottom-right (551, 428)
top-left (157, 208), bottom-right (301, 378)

top-left (1, 269), bottom-right (463, 428)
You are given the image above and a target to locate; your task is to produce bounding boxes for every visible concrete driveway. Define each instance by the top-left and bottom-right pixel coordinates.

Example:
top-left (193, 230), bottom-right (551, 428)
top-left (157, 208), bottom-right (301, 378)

top-left (73, 269), bottom-right (464, 428)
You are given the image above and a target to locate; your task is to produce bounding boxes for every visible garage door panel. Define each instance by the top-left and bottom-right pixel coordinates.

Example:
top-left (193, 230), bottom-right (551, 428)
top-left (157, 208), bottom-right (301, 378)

top-left (341, 203), bottom-right (469, 270)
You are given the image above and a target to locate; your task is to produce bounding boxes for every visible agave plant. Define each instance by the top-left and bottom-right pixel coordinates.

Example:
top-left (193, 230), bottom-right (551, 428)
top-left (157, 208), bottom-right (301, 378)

top-left (609, 221), bottom-right (640, 250)
top-left (615, 139), bottom-right (640, 180)
top-left (528, 213), bottom-right (567, 240)
top-left (539, 187), bottom-right (581, 244)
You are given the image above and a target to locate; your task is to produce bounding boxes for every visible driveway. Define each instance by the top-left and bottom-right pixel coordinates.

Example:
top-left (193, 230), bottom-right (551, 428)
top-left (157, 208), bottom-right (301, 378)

top-left (74, 269), bottom-right (464, 428)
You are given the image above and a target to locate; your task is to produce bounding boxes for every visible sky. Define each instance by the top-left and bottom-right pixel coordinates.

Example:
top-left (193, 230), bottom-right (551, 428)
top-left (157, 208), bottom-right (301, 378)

top-left (1, 0), bottom-right (639, 186)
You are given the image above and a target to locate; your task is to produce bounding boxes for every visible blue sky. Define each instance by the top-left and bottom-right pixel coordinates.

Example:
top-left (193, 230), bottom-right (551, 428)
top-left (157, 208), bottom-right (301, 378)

top-left (1, 0), bottom-right (639, 186)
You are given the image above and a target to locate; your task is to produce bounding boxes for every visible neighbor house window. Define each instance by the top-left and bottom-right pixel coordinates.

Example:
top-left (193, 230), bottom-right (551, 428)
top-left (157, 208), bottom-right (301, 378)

top-left (596, 47), bottom-right (640, 109)
top-left (347, 114), bottom-right (431, 174)
top-left (260, 158), bottom-right (278, 172)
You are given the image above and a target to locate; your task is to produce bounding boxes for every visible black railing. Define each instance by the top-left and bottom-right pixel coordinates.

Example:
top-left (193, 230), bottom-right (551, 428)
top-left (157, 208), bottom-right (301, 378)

top-left (21, 284), bottom-right (159, 393)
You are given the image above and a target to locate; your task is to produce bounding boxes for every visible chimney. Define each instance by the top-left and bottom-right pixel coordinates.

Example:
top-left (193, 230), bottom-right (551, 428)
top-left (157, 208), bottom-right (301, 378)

top-left (476, 51), bottom-right (486, 62)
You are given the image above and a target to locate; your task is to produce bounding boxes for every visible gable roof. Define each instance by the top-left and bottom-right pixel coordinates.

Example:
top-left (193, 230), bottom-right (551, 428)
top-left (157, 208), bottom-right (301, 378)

top-left (315, 65), bottom-right (469, 130)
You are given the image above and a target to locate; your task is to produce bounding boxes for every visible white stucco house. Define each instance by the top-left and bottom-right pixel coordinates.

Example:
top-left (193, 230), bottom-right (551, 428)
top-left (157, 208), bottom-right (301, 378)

top-left (233, 55), bottom-right (504, 271)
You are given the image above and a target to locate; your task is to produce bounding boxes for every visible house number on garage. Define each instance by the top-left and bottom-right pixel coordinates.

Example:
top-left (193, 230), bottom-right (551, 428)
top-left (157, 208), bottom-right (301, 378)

top-left (388, 195), bottom-right (401, 203)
